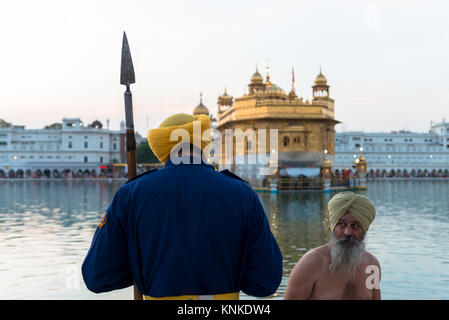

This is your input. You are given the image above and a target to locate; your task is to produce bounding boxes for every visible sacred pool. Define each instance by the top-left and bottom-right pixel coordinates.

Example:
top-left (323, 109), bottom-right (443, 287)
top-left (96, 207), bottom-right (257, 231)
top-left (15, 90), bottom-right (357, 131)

top-left (0, 180), bottom-right (448, 299)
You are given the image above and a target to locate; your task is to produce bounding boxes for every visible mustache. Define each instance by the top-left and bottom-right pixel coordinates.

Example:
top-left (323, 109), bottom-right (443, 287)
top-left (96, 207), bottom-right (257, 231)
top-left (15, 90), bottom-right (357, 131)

top-left (334, 235), bottom-right (359, 245)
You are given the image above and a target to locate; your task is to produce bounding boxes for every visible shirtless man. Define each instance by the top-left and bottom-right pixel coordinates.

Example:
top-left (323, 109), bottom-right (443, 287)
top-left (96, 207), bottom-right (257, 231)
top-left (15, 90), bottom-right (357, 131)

top-left (284, 192), bottom-right (381, 300)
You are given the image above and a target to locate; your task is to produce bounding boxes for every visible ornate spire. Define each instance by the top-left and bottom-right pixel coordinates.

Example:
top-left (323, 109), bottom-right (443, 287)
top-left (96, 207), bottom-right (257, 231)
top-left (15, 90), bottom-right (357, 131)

top-left (288, 66), bottom-right (297, 100)
top-left (193, 91), bottom-right (209, 116)
top-left (265, 66), bottom-right (271, 86)
top-left (291, 66), bottom-right (295, 92)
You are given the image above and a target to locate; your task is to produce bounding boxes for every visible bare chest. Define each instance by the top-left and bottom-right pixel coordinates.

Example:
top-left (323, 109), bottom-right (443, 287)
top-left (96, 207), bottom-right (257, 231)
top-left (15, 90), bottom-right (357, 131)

top-left (310, 266), bottom-right (374, 300)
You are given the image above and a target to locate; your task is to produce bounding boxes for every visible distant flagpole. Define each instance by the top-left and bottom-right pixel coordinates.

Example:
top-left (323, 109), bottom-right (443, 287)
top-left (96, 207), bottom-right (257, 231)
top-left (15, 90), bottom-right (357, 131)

top-left (291, 66), bottom-right (295, 92)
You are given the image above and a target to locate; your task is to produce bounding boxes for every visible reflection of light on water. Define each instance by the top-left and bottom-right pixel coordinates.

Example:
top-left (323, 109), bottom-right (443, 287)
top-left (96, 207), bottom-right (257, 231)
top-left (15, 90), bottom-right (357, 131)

top-left (1, 180), bottom-right (449, 299)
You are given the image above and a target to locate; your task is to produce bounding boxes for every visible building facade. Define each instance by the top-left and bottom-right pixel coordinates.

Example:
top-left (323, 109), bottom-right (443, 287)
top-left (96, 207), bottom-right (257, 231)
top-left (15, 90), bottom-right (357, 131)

top-left (0, 118), bottom-right (125, 178)
top-left (334, 120), bottom-right (449, 177)
top-left (213, 67), bottom-right (339, 186)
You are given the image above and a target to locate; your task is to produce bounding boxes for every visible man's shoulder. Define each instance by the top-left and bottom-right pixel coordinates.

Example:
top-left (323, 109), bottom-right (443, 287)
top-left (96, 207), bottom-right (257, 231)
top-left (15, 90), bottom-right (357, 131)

top-left (218, 169), bottom-right (249, 184)
top-left (364, 250), bottom-right (380, 267)
top-left (289, 245), bottom-right (327, 284)
top-left (296, 244), bottom-right (328, 269)
top-left (303, 244), bottom-right (329, 261)
top-left (125, 168), bottom-right (159, 185)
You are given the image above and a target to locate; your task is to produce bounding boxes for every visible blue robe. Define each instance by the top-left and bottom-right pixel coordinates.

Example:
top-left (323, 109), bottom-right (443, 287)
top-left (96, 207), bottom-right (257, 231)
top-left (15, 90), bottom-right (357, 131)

top-left (82, 157), bottom-right (283, 297)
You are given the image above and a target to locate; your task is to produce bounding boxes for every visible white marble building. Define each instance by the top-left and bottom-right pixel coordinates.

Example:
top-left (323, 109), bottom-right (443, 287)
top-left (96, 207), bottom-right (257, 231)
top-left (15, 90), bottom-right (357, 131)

top-left (0, 118), bottom-right (125, 178)
top-left (334, 120), bottom-right (449, 177)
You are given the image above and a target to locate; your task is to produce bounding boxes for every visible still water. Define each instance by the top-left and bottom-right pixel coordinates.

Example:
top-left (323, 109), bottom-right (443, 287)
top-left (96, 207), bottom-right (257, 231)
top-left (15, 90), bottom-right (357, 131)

top-left (1, 180), bottom-right (448, 299)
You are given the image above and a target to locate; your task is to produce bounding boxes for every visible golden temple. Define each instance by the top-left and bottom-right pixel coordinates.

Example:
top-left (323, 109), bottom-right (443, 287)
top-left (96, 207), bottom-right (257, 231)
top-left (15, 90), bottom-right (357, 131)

top-left (193, 65), bottom-right (341, 187)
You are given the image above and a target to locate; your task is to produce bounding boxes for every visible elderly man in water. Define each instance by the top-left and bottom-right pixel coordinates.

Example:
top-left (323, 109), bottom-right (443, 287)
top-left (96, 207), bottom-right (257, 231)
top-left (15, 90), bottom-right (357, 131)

top-left (284, 192), bottom-right (381, 300)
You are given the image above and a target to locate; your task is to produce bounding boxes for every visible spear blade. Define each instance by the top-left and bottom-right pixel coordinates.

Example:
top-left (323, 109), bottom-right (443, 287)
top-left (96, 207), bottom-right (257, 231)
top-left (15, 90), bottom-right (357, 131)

top-left (120, 32), bottom-right (135, 85)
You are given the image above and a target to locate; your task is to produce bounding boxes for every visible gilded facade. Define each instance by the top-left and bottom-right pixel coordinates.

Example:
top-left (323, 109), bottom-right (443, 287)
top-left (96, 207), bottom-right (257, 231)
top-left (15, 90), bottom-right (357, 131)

top-left (214, 67), bottom-right (340, 184)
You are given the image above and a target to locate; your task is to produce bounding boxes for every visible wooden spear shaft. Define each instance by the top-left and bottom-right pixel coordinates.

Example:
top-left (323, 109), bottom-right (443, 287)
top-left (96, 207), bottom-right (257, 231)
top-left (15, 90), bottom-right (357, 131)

top-left (120, 32), bottom-right (143, 300)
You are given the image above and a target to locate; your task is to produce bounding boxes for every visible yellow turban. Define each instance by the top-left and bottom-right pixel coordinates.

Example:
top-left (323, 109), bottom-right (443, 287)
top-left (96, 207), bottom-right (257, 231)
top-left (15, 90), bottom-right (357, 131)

top-left (147, 113), bottom-right (211, 163)
top-left (327, 191), bottom-right (376, 233)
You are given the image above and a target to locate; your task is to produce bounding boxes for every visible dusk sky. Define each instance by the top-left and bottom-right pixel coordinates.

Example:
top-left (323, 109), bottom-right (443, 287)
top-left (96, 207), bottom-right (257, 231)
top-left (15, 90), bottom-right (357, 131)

top-left (1, 0), bottom-right (448, 136)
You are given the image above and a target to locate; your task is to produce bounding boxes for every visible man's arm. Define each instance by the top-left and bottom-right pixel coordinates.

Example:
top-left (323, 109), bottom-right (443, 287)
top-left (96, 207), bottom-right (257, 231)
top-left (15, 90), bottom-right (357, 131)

top-left (240, 192), bottom-right (283, 297)
top-left (81, 186), bottom-right (133, 293)
top-left (283, 249), bottom-right (320, 300)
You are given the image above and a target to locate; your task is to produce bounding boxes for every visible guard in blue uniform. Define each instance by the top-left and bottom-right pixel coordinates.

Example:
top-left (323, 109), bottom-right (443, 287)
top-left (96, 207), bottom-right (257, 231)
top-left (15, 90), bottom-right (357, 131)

top-left (82, 113), bottom-right (282, 299)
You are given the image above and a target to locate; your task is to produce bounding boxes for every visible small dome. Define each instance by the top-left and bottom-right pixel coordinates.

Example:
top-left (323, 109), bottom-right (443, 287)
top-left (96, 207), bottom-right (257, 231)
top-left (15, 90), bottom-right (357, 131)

top-left (265, 83), bottom-right (286, 96)
top-left (251, 71), bottom-right (264, 83)
top-left (314, 72), bottom-right (327, 85)
top-left (193, 102), bottom-right (209, 116)
top-left (219, 87), bottom-right (232, 99)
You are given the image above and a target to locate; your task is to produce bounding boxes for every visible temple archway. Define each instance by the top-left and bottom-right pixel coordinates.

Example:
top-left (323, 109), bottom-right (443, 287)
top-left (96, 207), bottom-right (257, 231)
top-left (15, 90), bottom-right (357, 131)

top-left (52, 169), bottom-right (60, 178)
top-left (43, 169), bottom-right (51, 178)
top-left (16, 169), bottom-right (24, 178)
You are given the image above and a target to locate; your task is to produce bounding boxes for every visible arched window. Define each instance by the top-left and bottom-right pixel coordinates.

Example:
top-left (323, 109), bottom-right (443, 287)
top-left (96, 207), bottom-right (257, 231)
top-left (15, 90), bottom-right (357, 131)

top-left (283, 136), bottom-right (290, 147)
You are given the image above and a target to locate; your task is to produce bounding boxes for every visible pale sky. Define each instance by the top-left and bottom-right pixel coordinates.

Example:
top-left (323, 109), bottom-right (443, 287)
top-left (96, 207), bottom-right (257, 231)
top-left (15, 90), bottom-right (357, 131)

top-left (0, 0), bottom-right (448, 136)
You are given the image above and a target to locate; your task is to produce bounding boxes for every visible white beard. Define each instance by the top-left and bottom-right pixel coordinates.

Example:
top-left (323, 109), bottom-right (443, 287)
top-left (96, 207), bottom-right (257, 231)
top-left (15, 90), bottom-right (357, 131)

top-left (329, 233), bottom-right (365, 279)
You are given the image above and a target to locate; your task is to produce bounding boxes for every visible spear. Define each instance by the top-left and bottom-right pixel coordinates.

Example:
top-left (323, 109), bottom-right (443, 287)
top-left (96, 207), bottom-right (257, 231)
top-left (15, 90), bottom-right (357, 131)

top-left (120, 31), bottom-right (142, 300)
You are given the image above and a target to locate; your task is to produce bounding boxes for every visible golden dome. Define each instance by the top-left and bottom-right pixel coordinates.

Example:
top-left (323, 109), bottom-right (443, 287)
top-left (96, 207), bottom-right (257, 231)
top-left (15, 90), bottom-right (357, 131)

top-left (218, 88), bottom-right (233, 106)
top-left (193, 102), bottom-right (209, 116)
top-left (220, 87), bottom-right (230, 98)
top-left (265, 83), bottom-right (286, 96)
top-left (251, 70), bottom-right (264, 83)
top-left (193, 92), bottom-right (209, 116)
top-left (314, 72), bottom-right (327, 85)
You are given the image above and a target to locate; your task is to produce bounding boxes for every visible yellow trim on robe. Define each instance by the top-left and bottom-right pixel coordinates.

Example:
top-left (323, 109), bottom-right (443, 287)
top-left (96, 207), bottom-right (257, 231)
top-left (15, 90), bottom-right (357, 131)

top-left (144, 292), bottom-right (239, 300)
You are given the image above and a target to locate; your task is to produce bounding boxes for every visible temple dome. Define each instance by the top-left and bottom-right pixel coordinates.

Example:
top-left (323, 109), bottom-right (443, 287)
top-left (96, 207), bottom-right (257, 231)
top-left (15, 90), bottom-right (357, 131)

top-left (250, 70), bottom-right (264, 83)
top-left (193, 102), bottom-right (209, 116)
top-left (314, 72), bottom-right (327, 85)
top-left (265, 82), bottom-right (286, 96)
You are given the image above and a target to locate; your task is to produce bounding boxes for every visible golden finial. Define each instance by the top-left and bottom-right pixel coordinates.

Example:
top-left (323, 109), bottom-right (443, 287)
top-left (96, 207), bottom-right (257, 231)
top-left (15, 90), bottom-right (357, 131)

top-left (265, 65), bottom-right (271, 85)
